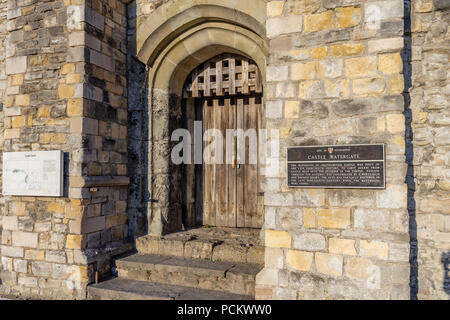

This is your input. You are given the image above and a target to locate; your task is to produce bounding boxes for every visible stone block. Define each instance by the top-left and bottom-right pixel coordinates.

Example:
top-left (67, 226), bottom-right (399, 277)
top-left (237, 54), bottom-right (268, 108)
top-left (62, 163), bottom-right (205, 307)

top-left (13, 259), bottom-right (28, 273)
top-left (352, 78), bottom-right (386, 97)
top-left (330, 43), bottom-right (364, 56)
top-left (286, 250), bottom-right (313, 271)
top-left (364, 1), bottom-right (404, 22)
top-left (376, 185), bottom-right (407, 209)
top-left (368, 37), bottom-right (403, 53)
top-left (265, 230), bottom-right (292, 248)
top-left (5, 56), bottom-right (27, 75)
top-left (267, 65), bottom-right (289, 82)
top-left (2, 216), bottom-right (18, 231)
top-left (318, 208), bottom-right (351, 229)
top-left (1, 245), bottom-right (24, 258)
top-left (66, 235), bottom-right (86, 250)
top-left (267, 15), bottom-right (303, 38)
top-left (267, 1), bottom-right (285, 17)
top-left (31, 261), bottom-right (52, 277)
top-left (379, 53), bottom-right (403, 74)
top-left (389, 243), bottom-right (409, 262)
top-left (82, 216), bottom-right (106, 234)
top-left (315, 253), bottom-right (343, 276)
top-left (312, 46), bottom-right (328, 59)
top-left (25, 250), bottom-right (45, 261)
top-left (335, 7), bottom-right (362, 28)
top-left (288, 0), bottom-right (321, 14)
top-left (389, 74), bottom-right (404, 94)
top-left (266, 100), bottom-right (283, 119)
top-left (344, 257), bottom-right (374, 280)
top-left (284, 100), bottom-right (300, 118)
top-left (292, 233), bottom-right (326, 251)
top-left (318, 59), bottom-right (343, 78)
top-left (18, 276), bottom-right (38, 288)
top-left (386, 114), bottom-right (405, 133)
top-left (359, 240), bottom-right (389, 260)
top-left (325, 79), bottom-right (349, 98)
top-left (298, 80), bottom-right (324, 99)
top-left (304, 11), bottom-right (333, 32)
top-left (58, 85), bottom-right (75, 99)
top-left (329, 238), bottom-right (356, 256)
top-left (12, 231), bottom-right (38, 248)
top-left (345, 56), bottom-right (377, 77)
top-left (291, 61), bottom-right (316, 80)
top-left (255, 268), bottom-right (279, 286)
top-left (303, 208), bottom-right (316, 228)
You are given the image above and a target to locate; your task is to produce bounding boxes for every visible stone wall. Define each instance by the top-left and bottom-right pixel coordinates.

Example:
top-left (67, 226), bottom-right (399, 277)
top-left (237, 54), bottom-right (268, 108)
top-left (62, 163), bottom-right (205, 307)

top-left (0, 0), bottom-right (130, 299)
top-left (411, 0), bottom-right (450, 300)
top-left (256, 0), bottom-right (410, 300)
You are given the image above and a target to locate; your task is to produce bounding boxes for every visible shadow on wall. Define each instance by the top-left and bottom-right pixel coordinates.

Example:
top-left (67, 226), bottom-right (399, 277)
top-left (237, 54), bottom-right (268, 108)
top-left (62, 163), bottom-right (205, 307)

top-left (402, 0), bottom-right (418, 300)
top-left (443, 252), bottom-right (450, 297)
top-left (126, 53), bottom-right (149, 239)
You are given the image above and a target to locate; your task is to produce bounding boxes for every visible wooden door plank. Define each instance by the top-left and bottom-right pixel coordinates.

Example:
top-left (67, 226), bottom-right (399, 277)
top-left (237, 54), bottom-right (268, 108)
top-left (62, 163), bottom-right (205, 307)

top-left (215, 98), bottom-right (228, 226)
top-left (229, 58), bottom-right (236, 95)
top-left (216, 60), bottom-right (223, 96)
top-left (256, 95), bottom-right (264, 228)
top-left (244, 95), bottom-right (258, 228)
top-left (203, 99), bottom-right (215, 226)
top-left (242, 58), bottom-right (249, 95)
top-left (236, 96), bottom-right (245, 227)
top-left (204, 64), bottom-right (211, 97)
top-left (227, 97), bottom-right (237, 227)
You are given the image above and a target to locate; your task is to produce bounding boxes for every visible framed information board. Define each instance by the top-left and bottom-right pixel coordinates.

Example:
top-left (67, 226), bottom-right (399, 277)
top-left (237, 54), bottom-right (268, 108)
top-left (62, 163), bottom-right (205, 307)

top-left (3, 150), bottom-right (64, 197)
top-left (287, 144), bottom-right (385, 189)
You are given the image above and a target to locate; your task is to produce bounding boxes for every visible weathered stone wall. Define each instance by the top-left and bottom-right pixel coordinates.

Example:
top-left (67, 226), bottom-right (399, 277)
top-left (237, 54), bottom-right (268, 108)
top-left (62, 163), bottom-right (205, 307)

top-left (0, 0), bottom-right (87, 299)
top-left (256, 0), bottom-right (410, 300)
top-left (411, 0), bottom-right (450, 300)
top-left (0, 0), bottom-right (130, 299)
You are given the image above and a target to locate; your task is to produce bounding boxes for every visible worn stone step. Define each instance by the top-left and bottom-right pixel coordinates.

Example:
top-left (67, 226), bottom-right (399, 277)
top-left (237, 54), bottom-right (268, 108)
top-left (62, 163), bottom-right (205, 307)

top-left (115, 254), bottom-right (263, 296)
top-left (88, 277), bottom-right (252, 300)
top-left (135, 230), bottom-right (264, 265)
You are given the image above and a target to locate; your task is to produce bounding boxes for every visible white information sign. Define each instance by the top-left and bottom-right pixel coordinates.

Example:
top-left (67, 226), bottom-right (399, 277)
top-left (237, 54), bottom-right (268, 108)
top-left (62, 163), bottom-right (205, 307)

top-left (3, 151), bottom-right (64, 197)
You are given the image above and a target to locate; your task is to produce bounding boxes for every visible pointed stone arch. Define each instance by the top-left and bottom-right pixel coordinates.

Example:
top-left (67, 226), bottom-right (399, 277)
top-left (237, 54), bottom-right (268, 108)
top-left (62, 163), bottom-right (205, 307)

top-left (133, 0), bottom-right (268, 235)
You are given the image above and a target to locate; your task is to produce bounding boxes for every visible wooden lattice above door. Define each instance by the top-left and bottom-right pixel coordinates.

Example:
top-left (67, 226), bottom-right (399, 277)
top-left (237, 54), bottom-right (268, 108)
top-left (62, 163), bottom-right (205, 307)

top-left (183, 54), bottom-right (263, 98)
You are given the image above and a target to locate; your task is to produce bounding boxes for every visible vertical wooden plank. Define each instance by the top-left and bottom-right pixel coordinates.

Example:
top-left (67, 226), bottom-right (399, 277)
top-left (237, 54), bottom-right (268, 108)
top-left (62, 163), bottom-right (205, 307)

top-left (227, 97), bottom-right (237, 227)
top-left (195, 98), bottom-right (203, 226)
top-left (244, 95), bottom-right (258, 228)
top-left (229, 58), bottom-right (236, 95)
top-left (215, 97), bottom-right (228, 226)
top-left (204, 63), bottom-right (211, 97)
top-left (255, 68), bottom-right (263, 93)
top-left (192, 68), bottom-right (199, 97)
top-left (242, 58), bottom-right (249, 95)
top-left (203, 99), bottom-right (215, 226)
top-left (256, 95), bottom-right (264, 228)
top-left (236, 96), bottom-right (245, 227)
top-left (216, 59), bottom-right (223, 96)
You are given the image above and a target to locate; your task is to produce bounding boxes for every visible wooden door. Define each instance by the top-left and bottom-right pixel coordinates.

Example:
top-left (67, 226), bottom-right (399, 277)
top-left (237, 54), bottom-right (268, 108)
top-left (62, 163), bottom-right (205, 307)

top-left (184, 54), bottom-right (263, 228)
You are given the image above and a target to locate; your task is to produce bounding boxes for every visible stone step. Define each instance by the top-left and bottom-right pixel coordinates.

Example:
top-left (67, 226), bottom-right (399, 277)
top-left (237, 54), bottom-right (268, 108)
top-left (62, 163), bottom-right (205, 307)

top-left (88, 277), bottom-right (252, 300)
top-left (135, 233), bottom-right (264, 265)
top-left (115, 253), bottom-right (263, 296)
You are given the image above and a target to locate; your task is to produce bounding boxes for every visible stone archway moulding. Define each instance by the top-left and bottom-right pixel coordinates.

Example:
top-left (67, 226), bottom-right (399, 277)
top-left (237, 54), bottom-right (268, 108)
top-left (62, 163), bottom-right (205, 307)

top-left (134, 0), bottom-right (268, 235)
top-left (134, 0), bottom-right (267, 67)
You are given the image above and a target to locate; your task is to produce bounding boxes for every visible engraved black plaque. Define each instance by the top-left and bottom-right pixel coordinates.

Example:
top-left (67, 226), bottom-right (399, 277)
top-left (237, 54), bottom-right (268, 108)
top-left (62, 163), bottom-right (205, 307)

top-left (287, 144), bottom-right (385, 189)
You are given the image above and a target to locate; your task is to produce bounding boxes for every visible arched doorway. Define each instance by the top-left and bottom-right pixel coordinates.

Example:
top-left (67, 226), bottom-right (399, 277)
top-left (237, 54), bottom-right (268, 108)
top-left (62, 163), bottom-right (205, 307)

top-left (182, 54), bottom-right (264, 229)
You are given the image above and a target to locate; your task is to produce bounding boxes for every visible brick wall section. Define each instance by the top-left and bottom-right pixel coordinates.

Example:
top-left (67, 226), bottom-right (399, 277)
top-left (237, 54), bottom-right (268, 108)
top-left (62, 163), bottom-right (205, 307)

top-left (411, 0), bottom-right (450, 300)
top-left (0, 0), bottom-right (7, 218)
top-left (256, 0), bottom-right (410, 300)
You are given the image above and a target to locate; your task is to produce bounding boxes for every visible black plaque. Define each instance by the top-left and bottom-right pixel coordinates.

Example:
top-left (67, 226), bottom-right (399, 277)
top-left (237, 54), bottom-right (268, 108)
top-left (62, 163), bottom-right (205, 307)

top-left (287, 144), bottom-right (385, 189)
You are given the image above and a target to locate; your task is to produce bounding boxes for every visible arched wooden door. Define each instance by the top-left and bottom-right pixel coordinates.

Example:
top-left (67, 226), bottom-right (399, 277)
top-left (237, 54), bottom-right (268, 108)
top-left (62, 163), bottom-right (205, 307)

top-left (183, 54), bottom-right (264, 228)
